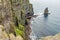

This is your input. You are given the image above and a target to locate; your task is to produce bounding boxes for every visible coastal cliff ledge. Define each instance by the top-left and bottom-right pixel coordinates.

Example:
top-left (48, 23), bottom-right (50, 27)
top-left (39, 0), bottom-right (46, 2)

top-left (40, 33), bottom-right (60, 40)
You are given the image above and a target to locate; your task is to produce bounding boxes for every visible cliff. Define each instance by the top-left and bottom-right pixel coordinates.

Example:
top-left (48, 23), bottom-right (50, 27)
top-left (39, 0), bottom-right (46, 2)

top-left (0, 0), bottom-right (34, 40)
top-left (0, 25), bottom-right (23, 40)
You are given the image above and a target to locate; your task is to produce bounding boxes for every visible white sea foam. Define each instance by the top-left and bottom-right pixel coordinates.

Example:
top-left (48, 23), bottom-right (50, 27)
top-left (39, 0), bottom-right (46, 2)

top-left (30, 31), bottom-right (37, 40)
top-left (30, 35), bottom-right (37, 40)
top-left (30, 12), bottom-right (44, 40)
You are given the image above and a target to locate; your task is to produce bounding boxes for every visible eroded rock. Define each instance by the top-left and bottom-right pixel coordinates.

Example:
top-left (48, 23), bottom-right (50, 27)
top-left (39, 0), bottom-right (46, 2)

top-left (0, 25), bottom-right (23, 40)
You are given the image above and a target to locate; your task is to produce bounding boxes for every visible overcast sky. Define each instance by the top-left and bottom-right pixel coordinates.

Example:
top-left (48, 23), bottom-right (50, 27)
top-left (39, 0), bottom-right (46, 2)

top-left (29, 0), bottom-right (60, 14)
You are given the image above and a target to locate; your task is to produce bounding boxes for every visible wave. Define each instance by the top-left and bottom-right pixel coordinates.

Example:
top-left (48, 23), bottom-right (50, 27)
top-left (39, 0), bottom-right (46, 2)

top-left (30, 12), bottom-right (44, 40)
top-left (34, 11), bottom-right (43, 15)
top-left (34, 12), bottom-right (44, 18)
top-left (30, 31), bottom-right (37, 40)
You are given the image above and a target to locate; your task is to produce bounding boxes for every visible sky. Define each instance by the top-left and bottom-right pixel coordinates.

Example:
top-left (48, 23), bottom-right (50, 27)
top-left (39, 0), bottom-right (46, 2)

top-left (29, 0), bottom-right (60, 14)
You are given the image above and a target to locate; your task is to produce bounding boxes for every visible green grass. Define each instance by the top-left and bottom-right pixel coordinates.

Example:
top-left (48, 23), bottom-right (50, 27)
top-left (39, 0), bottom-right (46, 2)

top-left (15, 24), bottom-right (25, 38)
top-left (15, 28), bottom-right (24, 37)
top-left (19, 24), bottom-right (25, 31)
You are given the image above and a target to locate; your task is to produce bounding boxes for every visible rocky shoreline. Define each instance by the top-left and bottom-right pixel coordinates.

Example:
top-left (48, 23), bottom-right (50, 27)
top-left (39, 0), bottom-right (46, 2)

top-left (40, 33), bottom-right (60, 40)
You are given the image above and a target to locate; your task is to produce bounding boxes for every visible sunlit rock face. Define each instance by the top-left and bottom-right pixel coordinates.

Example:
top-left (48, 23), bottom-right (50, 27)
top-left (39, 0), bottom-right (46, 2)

top-left (40, 34), bottom-right (60, 40)
top-left (0, 25), bottom-right (23, 40)
top-left (0, 0), bottom-right (34, 40)
top-left (0, 0), bottom-right (34, 25)
top-left (0, 0), bottom-right (12, 33)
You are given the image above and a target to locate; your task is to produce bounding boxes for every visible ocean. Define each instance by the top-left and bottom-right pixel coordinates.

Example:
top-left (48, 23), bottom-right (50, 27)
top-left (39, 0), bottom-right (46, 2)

top-left (29, 0), bottom-right (60, 40)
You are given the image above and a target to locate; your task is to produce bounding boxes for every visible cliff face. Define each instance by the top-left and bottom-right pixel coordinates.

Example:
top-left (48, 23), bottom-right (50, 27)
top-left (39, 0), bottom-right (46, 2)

top-left (0, 0), bottom-right (34, 40)
top-left (0, 0), bottom-right (13, 33)
top-left (0, 25), bottom-right (23, 40)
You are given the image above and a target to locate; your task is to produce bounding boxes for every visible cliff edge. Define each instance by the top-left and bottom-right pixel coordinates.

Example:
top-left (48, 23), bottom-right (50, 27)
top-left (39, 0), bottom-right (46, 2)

top-left (40, 33), bottom-right (60, 40)
top-left (0, 0), bottom-right (34, 40)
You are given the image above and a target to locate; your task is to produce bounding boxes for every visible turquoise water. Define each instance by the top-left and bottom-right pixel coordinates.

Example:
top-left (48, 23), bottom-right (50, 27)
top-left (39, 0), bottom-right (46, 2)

top-left (29, 0), bottom-right (60, 39)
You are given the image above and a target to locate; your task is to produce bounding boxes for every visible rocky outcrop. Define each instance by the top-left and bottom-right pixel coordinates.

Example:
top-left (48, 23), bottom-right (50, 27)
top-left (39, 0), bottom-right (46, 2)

top-left (0, 0), bottom-right (34, 40)
top-left (40, 34), bottom-right (60, 40)
top-left (44, 7), bottom-right (49, 14)
top-left (0, 25), bottom-right (23, 40)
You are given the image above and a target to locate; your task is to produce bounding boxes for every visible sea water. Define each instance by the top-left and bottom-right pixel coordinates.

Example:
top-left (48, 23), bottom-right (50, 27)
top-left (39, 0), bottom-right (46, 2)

top-left (29, 0), bottom-right (60, 40)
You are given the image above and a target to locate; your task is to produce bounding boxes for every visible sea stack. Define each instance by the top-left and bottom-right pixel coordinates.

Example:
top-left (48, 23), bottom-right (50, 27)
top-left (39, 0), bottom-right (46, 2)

top-left (44, 7), bottom-right (49, 17)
